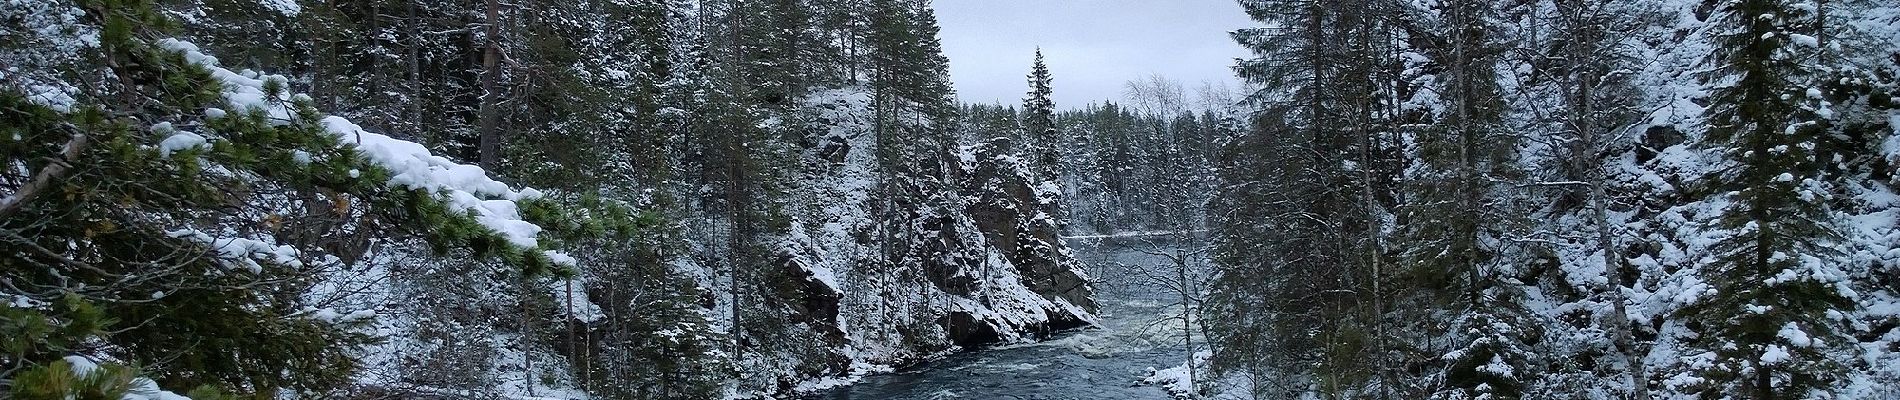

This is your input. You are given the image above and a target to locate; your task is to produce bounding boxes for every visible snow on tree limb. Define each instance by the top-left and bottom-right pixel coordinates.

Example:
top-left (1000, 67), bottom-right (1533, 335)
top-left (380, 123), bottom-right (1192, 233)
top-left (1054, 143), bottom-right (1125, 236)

top-left (153, 38), bottom-right (571, 267)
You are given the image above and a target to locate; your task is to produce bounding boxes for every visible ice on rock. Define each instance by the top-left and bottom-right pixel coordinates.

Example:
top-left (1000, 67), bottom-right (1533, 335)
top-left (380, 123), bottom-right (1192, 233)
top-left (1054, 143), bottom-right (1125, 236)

top-left (25, 83), bottom-right (76, 112)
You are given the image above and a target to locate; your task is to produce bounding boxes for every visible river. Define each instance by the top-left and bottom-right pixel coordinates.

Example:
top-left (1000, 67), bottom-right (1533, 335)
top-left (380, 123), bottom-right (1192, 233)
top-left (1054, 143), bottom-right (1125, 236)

top-left (810, 234), bottom-right (1204, 399)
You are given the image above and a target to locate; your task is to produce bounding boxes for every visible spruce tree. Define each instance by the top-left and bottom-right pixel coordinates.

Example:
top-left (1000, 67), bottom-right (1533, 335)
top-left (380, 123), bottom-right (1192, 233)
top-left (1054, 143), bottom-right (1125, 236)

top-left (1399, 0), bottom-right (1543, 397)
top-left (1680, 0), bottom-right (1857, 396)
top-left (1023, 49), bottom-right (1060, 182)
top-left (1209, 0), bottom-right (1406, 395)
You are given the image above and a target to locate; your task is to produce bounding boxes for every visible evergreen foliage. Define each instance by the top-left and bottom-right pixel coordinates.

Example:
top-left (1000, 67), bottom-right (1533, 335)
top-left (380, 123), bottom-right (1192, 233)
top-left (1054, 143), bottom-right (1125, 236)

top-left (1675, 0), bottom-right (1861, 396)
top-left (2, 0), bottom-right (714, 397)
top-left (1205, 0), bottom-right (1900, 397)
top-left (1050, 102), bottom-right (1225, 236)
top-left (1023, 49), bottom-right (1059, 181)
top-left (19, 0), bottom-right (1891, 398)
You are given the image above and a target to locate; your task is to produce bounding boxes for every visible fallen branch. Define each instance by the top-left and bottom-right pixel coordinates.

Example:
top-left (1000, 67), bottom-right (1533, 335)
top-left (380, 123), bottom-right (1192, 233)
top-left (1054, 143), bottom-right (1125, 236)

top-left (1, 130), bottom-right (88, 220)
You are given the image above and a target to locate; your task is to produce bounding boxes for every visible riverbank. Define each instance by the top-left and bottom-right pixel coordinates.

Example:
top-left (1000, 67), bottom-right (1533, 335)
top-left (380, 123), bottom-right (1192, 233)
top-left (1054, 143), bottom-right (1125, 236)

top-left (808, 237), bottom-right (1200, 399)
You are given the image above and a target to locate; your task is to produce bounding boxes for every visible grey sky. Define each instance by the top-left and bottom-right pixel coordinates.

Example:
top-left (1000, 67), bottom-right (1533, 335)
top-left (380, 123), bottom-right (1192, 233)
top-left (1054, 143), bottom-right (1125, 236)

top-left (933, 1), bottom-right (1256, 110)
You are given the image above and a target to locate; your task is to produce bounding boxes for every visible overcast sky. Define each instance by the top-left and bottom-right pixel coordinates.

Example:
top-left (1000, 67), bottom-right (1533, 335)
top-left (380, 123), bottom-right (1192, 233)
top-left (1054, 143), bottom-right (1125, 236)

top-left (933, 1), bottom-right (1256, 110)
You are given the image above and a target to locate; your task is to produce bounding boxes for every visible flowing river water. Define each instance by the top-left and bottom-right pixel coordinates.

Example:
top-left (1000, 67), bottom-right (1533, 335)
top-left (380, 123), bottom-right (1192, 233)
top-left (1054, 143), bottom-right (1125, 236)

top-left (811, 235), bottom-right (1201, 400)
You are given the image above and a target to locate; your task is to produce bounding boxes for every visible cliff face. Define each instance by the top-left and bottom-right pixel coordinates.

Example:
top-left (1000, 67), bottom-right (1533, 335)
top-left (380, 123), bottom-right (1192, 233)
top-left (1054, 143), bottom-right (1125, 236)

top-left (710, 89), bottom-right (1097, 394)
top-left (958, 138), bottom-right (1098, 321)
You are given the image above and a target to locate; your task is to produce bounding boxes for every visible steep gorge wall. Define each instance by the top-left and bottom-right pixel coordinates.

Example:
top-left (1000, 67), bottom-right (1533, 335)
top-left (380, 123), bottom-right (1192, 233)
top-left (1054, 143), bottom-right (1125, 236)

top-left (711, 89), bottom-right (1098, 395)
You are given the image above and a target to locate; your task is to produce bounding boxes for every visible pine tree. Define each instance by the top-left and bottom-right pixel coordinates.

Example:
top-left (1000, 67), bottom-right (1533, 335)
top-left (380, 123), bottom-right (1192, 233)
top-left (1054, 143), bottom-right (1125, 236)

top-left (866, 0), bottom-right (916, 175)
top-left (807, 0), bottom-right (867, 84)
top-left (476, 0), bottom-right (506, 169)
top-left (731, 0), bottom-right (814, 109)
top-left (1, 1), bottom-right (688, 397)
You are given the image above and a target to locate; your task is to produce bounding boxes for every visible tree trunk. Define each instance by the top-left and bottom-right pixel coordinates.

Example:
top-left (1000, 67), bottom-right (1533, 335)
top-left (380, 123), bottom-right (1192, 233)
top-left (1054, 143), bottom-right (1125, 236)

top-left (1178, 248), bottom-right (1197, 398)
top-left (726, 0), bottom-right (750, 359)
top-left (0, 132), bottom-right (87, 220)
top-left (1565, 3), bottom-right (1647, 396)
top-left (406, 1), bottom-right (422, 132)
top-left (477, 0), bottom-right (503, 170)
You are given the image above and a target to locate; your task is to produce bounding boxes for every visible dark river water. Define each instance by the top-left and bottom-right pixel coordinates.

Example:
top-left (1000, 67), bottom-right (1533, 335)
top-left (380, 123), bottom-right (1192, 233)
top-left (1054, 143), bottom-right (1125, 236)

top-left (810, 235), bottom-right (1201, 400)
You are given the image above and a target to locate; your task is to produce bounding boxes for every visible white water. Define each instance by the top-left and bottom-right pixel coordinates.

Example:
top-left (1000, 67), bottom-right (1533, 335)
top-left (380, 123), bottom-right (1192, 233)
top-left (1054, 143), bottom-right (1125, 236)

top-left (811, 236), bottom-right (1203, 399)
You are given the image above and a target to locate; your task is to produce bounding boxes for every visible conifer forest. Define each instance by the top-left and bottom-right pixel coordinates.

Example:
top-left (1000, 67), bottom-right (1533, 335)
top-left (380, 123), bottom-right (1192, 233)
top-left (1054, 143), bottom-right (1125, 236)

top-left (2, 0), bottom-right (1898, 399)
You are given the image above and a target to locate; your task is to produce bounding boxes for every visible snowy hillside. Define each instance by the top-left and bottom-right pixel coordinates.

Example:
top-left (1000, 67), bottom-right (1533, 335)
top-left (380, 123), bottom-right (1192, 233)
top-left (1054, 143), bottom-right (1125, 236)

top-left (1, 0), bottom-right (1099, 398)
top-left (1204, 0), bottom-right (1900, 398)
top-left (11, 0), bottom-right (1893, 398)
top-left (703, 87), bottom-right (1099, 396)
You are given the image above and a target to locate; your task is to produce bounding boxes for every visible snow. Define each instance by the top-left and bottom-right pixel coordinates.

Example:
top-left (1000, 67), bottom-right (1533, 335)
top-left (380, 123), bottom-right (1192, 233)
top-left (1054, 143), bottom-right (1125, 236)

top-left (1760, 344), bottom-right (1792, 364)
top-left (157, 38), bottom-right (567, 265)
top-left (542, 251), bottom-right (577, 267)
top-left (790, 361), bottom-right (894, 394)
top-left (303, 307), bottom-right (377, 323)
top-left (158, 131), bottom-right (207, 157)
top-left (123, 40), bottom-right (615, 400)
top-left (1142, 350), bottom-right (1209, 398)
top-left (1778, 322), bottom-right (1813, 347)
top-left (1788, 33), bottom-right (1819, 47)
top-left (546, 277), bottom-right (606, 323)
top-left (260, 0), bottom-right (301, 16)
top-left (1478, 354), bottom-right (1516, 377)
top-left (1886, 114), bottom-right (1900, 170)
top-left (805, 258), bottom-right (841, 292)
top-left (0, 0), bottom-right (96, 113)
top-left (1035, 181), bottom-right (1062, 204)
top-left (323, 115), bottom-right (547, 250)
top-left (61, 356), bottom-right (192, 400)
top-left (1061, 230), bottom-right (1204, 240)
top-left (485, 333), bottom-right (594, 400)
top-left (62, 355), bottom-right (98, 376)
top-left (780, 222), bottom-right (840, 292)
top-left (754, 87), bottom-right (1101, 394)
top-left (24, 83), bottom-right (76, 112)
top-left (166, 229), bottom-right (303, 273)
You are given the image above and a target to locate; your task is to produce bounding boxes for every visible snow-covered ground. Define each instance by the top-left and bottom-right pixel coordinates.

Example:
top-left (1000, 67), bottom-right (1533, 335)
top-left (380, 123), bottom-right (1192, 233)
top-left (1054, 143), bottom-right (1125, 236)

top-left (807, 235), bottom-right (1200, 399)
